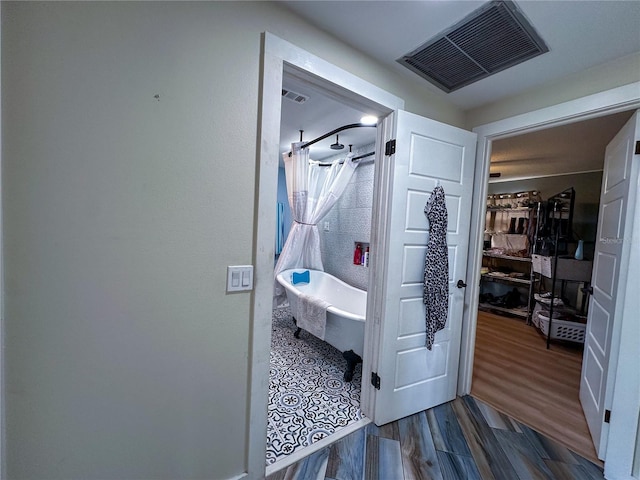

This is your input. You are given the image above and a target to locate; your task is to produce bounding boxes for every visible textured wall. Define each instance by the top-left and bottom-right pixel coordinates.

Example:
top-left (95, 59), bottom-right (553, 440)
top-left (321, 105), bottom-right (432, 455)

top-left (319, 144), bottom-right (375, 290)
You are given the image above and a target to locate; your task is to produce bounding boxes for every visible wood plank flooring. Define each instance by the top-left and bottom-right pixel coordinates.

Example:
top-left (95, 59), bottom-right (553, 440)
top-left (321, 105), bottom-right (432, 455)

top-left (471, 310), bottom-right (600, 465)
top-left (266, 396), bottom-right (604, 480)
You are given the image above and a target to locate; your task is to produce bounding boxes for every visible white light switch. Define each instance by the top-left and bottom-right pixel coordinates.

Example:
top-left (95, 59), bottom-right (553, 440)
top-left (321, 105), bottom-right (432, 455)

top-left (324, 221), bottom-right (330, 232)
top-left (227, 265), bottom-right (254, 292)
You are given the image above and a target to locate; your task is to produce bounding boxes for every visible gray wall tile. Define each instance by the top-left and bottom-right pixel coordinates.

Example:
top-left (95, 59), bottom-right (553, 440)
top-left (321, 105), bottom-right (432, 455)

top-left (319, 143), bottom-right (375, 290)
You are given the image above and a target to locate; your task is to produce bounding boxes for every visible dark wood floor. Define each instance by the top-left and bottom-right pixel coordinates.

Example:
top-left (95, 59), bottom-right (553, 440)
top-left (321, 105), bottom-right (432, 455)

top-left (471, 310), bottom-right (599, 465)
top-left (266, 395), bottom-right (604, 480)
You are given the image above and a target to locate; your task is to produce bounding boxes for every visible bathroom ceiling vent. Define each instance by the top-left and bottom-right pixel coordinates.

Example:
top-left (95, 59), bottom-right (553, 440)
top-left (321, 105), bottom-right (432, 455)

top-left (282, 89), bottom-right (309, 104)
top-left (398, 0), bottom-right (548, 93)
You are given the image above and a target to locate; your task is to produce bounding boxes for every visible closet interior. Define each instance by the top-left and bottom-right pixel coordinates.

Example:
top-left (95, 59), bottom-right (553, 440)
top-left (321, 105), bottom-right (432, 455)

top-left (480, 186), bottom-right (591, 347)
top-left (477, 108), bottom-right (635, 345)
top-left (472, 108), bottom-right (635, 463)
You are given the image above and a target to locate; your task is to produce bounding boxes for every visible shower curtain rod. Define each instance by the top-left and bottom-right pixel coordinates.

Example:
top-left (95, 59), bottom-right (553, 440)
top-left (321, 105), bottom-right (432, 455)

top-left (287, 122), bottom-right (376, 157)
top-left (316, 151), bottom-right (375, 167)
top-left (353, 151), bottom-right (375, 161)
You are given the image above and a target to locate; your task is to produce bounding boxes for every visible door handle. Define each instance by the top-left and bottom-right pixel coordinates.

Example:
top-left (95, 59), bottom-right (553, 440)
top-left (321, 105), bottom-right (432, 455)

top-left (456, 280), bottom-right (467, 289)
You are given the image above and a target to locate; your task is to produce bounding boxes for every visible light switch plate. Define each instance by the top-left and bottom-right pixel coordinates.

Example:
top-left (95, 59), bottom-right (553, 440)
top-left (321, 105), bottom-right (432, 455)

top-left (227, 265), bottom-right (254, 292)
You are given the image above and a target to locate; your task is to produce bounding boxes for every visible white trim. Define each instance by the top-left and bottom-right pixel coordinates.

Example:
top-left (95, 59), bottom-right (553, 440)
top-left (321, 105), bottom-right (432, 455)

top-left (0, 4), bottom-right (5, 476)
top-left (460, 82), bottom-right (640, 478)
top-left (473, 83), bottom-right (640, 140)
top-left (361, 111), bottom-right (396, 422)
top-left (488, 169), bottom-right (604, 183)
top-left (266, 34), bottom-right (403, 113)
top-left (250, 32), bottom-right (403, 479)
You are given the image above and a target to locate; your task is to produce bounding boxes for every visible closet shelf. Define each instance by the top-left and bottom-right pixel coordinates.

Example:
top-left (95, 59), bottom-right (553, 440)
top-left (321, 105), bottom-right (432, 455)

top-left (478, 302), bottom-right (529, 318)
top-left (483, 251), bottom-right (531, 262)
top-left (481, 273), bottom-right (532, 286)
top-left (486, 206), bottom-right (533, 211)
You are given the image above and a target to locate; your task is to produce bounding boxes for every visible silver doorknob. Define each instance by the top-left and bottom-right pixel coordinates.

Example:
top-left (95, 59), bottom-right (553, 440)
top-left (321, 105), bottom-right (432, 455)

top-left (457, 280), bottom-right (467, 288)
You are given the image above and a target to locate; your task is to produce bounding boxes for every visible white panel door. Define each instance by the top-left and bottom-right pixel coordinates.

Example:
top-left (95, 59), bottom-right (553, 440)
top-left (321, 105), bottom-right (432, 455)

top-left (580, 111), bottom-right (640, 459)
top-left (371, 111), bottom-right (476, 425)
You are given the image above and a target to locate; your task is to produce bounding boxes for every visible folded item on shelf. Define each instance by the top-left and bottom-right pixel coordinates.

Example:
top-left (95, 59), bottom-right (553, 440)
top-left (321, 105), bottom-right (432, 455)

top-left (491, 233), bottom-right (529, 252)
top-left (485, 247), bottom-right (529, 258)
top-left (534, 293), bottom-right (564, 307)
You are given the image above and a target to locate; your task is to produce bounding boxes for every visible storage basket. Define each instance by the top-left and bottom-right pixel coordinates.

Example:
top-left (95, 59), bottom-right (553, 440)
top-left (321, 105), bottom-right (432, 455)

top-left (531, 254), bottom-right (592, 281)
top-left (535, 313), bottom-right (585, 343)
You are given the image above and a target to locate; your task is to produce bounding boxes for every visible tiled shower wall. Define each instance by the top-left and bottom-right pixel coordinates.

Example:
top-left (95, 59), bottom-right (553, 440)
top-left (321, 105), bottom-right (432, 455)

top-left (319, 143), bottom-right (375, 291)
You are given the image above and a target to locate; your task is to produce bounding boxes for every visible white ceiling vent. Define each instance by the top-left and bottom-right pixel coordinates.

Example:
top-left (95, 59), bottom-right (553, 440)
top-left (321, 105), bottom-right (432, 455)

top-left (282, 89), bottom-right (309, 104)
top-left (398, 0), bottom-right (548, 93)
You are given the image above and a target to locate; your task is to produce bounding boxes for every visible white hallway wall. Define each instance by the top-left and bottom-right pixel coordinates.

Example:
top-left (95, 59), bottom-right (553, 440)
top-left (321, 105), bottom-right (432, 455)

top-left (1, 2), bottom-right (462, 479)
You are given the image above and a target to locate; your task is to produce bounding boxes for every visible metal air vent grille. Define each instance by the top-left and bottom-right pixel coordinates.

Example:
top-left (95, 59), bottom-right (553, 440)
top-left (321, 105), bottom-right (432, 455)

top-left (398, 0), bottom-right (548, 93)
top-left (282, 89), bottom-right (309, 104)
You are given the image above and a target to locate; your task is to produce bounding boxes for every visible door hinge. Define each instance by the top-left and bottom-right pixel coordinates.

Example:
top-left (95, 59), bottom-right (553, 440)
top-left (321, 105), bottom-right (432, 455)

top-left (385, 139), bottom-right (396, 156)
top-left (371, 372), bottom-right (381, 390)
top-left (604, 409), bottom-right (611, 423)
top-left (635, 140), bottom-right (640, 155)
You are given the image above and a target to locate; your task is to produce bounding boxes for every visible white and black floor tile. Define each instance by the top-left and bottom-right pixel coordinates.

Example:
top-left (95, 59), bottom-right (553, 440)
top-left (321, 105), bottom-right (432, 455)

top-left (267, 307), bottom-right (363, 465)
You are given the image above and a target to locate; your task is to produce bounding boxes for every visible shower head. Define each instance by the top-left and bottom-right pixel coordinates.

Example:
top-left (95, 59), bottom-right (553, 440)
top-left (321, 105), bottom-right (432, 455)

top-left (330, 134), bottom-right (344, 150)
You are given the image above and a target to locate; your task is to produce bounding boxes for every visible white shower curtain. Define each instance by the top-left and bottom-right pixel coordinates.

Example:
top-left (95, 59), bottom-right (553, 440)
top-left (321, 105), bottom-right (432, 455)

top-left (274, 141), bottom-right (359, 306)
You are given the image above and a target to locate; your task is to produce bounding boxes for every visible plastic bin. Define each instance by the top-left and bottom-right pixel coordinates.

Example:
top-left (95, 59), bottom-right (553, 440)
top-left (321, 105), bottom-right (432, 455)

top-left (535, 313), bottom-right (586, 343)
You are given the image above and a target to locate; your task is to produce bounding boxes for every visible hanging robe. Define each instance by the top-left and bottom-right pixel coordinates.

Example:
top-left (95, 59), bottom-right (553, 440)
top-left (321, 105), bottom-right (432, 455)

top-left (423, 185), bottom-right (449, 350)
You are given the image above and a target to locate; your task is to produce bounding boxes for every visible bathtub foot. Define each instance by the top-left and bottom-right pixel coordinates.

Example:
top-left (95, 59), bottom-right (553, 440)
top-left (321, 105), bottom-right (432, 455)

top-left (342, 350), bottom-right (362, 382)
top-left (292, 317), bottom-right (302, 339)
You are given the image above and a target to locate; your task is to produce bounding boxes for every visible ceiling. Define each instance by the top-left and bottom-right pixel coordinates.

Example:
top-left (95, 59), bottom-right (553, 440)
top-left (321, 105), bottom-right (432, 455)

top-left (490, 110), bottom-right (634, 181)
top-left (281, 75), bottom-right (379, 161)
top-left (281, 0), bottom-right (640, 110)
top-left (278, 0), bottom-right (640, 175)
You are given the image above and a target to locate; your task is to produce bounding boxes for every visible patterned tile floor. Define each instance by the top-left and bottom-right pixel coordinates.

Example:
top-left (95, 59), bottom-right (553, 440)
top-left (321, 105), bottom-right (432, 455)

top-left (267, 307), bottom-right (363, 465)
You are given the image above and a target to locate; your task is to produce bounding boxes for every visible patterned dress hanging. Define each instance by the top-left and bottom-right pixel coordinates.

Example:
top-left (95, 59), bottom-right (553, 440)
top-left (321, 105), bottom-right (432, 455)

top-left (423, 185), bottom-right (449, 350)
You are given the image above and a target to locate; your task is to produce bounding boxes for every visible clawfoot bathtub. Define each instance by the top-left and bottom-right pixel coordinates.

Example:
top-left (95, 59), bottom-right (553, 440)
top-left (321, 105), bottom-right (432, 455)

top-left (276, 269), bottom-right (366, 382)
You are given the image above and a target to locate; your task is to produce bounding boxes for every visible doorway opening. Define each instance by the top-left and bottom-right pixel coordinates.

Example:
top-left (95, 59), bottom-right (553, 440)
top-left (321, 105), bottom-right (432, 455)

top-left (266, 72), bottom-right (380, 468)
top-left (252, 36), bottom-right (405, 475)
top-left (253, 36), bottom-right (405, 479)
top-left (470, 109), bottom-right (635, 465)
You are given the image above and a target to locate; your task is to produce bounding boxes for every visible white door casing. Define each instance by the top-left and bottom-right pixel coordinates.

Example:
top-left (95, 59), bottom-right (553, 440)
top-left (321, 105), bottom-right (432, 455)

top-left (368, 110), bottom-right (476, 425)
top-left (258, 33), bottom-right (404, 478)
top-left (580, 111), bottom-right (640, 460)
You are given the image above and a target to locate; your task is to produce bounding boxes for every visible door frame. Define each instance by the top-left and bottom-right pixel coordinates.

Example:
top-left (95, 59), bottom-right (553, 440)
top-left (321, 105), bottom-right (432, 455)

top-left (460, 82), bottom-right (640, 478)
top-left (250, 32), bottom-right (403, 478)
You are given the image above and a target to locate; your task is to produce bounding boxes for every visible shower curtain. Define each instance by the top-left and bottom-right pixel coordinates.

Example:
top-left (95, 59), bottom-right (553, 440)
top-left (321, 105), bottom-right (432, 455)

top-left (274, 141), bottom-right (359, 306)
